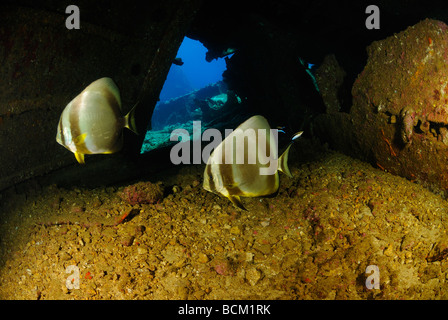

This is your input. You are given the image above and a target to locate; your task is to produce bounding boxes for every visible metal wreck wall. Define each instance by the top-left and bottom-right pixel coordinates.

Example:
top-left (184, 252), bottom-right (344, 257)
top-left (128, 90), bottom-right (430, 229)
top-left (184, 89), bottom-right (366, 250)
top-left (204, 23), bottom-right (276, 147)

top-left (0, 1), bottom-right (202, 191)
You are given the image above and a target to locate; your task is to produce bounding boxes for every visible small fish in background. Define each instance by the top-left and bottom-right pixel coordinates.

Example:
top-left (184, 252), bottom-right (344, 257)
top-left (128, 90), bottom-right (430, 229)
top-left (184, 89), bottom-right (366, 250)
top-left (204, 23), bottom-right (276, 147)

top-left (290, 131), bottom-right (303, 141)
top-left (276, 126), bottom-right (286, 134)
top-left (56, 77), bottom-right (138, 164)
top-left (203, 115), bottom-right (303, 210)
top-left (172, 57), bottom-right (184, 66)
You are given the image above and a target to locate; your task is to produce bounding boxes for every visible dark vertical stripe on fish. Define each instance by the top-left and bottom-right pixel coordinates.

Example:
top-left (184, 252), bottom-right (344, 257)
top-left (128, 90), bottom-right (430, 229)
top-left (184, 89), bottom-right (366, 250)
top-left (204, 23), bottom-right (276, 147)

top-left (220, 163), bottom-right (243, 195)
top-left (103, 88), bottom-right (122, 118)
top-left (220, 140), bottom-right (243, 195)
top-left (59, 116), bottom-right (66, 146)
top-left (70, 96), bottom-right (82, 139)
top-left (69, 95), bottom-right (87, 153)
top-left (206, 163), bottom-right (215, 191)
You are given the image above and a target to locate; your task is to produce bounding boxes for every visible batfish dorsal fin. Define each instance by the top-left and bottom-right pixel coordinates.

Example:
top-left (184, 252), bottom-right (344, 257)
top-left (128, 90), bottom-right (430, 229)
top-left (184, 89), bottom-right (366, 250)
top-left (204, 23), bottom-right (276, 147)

top-left (89, 77), bottom-right (121, 108)
top-left (236, 115), bottom-right (270, 131)
top-left (228, 195), bottom-right (247, 211)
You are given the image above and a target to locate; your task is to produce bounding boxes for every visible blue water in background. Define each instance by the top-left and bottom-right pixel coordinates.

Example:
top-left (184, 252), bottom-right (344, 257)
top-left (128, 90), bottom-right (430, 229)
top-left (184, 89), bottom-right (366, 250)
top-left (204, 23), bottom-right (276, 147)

top-left (159, 37), bottom-right (228, 102)
top-left (142, 37), bottom-right (231, 154)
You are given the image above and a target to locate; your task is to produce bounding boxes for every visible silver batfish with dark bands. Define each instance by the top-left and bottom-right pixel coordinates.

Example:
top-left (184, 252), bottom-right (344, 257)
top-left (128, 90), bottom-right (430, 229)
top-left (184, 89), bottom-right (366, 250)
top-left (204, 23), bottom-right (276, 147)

top-left (203, 115), bottom-right (302, 210)
top-left (56, 77), bottom-right (138, 164)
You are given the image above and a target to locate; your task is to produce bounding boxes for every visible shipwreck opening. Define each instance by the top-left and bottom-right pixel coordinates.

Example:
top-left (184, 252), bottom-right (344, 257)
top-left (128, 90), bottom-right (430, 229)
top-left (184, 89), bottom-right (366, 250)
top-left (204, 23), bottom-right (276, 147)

top-left (140, 36), bottom-right (245, 154)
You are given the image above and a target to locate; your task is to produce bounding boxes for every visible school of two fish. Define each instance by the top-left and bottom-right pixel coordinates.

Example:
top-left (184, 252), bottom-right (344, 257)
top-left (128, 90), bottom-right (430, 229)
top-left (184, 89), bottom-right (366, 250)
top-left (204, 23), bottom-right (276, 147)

top-left (56, 78), bottom-right (302, 210)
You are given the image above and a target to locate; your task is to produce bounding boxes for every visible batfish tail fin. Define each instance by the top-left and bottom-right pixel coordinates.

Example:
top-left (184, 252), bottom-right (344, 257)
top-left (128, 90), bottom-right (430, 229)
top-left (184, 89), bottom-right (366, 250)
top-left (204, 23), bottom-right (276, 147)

top-left (277, 131), bottom-right (303, 178)
top-left (278, 143), bottom-right (293, 178)
top-left (124, 102), bottom-right (138, 135)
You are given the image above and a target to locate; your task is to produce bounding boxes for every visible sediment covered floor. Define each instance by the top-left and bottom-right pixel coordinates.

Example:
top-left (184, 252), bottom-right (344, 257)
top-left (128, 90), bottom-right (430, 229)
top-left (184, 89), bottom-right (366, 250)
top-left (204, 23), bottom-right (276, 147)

top-left (1, 139), bottom-right (448, 299)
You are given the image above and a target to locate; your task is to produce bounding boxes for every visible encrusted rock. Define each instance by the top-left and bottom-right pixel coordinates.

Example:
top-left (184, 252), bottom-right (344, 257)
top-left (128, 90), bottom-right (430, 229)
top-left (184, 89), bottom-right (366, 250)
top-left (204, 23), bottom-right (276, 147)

top-left (245, 267), bottom-right (262, 286)
top-left (316, 19), bottom-right (448, 196)
top-left (119, 181), bottom-right (164, 205)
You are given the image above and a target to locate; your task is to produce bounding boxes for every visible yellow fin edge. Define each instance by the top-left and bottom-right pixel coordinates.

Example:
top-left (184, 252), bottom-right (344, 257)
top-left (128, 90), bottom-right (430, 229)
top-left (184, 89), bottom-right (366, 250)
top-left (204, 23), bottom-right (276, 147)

top-left (75, 152), bottom-right (85, 164)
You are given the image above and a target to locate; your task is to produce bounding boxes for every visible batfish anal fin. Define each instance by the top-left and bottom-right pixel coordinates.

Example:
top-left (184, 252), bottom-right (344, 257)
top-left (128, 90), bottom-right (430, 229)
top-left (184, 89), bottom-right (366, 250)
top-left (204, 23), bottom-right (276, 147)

top-left (228, 195), bottom-right (247, 211)
top-left (75, 152), bottom-right (85, 164)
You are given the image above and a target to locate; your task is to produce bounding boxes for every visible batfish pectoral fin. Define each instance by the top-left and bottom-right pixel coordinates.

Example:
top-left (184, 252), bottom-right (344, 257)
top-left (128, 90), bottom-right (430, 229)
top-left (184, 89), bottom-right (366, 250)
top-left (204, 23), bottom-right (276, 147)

top-left (75, 152), bottom-right (85, 164)
top-left (228, 195), bottom-right (247, 211)
top-left (74, 133), bottom-right (88, 145)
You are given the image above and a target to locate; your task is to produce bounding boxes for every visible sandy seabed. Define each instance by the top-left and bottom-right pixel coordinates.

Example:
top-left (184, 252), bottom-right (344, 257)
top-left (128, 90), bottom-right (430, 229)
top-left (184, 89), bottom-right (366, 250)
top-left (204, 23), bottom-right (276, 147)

top-left (1, 139), bottom-right (448, 300)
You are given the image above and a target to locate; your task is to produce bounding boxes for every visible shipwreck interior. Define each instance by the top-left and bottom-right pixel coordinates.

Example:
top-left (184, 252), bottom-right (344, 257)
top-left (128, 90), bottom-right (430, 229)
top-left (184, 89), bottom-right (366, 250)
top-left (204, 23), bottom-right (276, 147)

top-left (1, 0), bottom-right (447, 193)
top-left (4, 0), bottom-right (448, 300)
